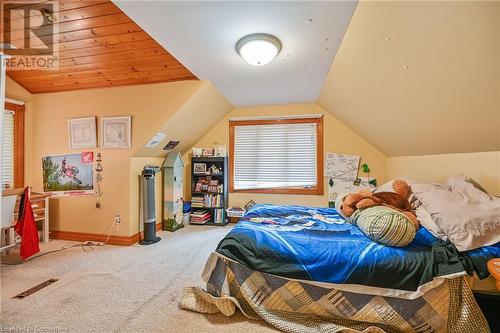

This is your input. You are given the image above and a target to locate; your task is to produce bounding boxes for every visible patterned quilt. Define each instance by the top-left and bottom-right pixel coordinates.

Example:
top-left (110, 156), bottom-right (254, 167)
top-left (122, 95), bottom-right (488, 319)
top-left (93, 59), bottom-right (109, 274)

top-left (181, 255), bottom-right (490, 333)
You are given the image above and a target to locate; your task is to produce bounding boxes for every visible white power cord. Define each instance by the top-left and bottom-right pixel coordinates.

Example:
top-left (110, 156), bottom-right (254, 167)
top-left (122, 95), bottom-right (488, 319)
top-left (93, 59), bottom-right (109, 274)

top-left (83, 214), bottom-right (120, 247)
top-left (1, 215), bottom-right (121, 265)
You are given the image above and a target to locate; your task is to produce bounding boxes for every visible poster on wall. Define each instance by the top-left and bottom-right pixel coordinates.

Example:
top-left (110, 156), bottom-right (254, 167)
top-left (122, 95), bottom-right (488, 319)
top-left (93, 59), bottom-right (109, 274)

top-left (324, 153), bottom-right (360, 181)
top-left (42, 153), bottom-right (94, 196)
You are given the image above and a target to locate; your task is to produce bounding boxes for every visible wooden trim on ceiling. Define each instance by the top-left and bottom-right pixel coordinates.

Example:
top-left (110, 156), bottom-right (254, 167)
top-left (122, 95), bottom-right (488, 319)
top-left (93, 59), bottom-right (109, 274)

top-left (50, 223), bottom-right (162, 246)
top-left (228, 117), bottom-right (324, 195)
top-left (5, 102), bottom-right (25, 189)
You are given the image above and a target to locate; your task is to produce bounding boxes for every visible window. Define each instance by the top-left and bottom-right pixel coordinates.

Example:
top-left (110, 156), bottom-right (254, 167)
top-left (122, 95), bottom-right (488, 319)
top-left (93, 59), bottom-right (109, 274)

top-left (2, 102), bottom-right (24, 190)
top-left (229, 117), bottom-right (323, 194)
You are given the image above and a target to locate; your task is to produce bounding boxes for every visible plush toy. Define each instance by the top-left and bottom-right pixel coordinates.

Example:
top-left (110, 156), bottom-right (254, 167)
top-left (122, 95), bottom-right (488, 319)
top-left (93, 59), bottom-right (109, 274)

top-left (339, 179), bottom-right (419, 228)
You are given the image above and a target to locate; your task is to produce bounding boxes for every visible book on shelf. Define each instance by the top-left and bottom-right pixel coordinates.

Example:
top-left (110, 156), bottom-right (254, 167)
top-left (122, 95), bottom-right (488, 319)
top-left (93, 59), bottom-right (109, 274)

top-left (190, 210), bottom-right (211, 224)
top-left (213, 208), bottom-right (225, 224)
top-left (191, 194), bottom-right (223, 208)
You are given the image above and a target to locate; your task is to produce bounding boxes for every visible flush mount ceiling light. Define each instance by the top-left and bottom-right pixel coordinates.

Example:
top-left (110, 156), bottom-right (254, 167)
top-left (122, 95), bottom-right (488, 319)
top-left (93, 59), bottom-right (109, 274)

top-left (236, 33), bottom-right (282, 66)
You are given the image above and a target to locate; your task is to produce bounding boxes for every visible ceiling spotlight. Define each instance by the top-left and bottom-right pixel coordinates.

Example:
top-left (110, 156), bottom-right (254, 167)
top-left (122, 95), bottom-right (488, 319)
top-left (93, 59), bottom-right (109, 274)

top-left (236, 33), bottom-right (282, 66)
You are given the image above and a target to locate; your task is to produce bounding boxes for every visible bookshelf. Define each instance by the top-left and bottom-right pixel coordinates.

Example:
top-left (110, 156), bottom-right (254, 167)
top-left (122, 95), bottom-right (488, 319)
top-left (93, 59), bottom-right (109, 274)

top-left (190, 157), bottom-right (228, 225)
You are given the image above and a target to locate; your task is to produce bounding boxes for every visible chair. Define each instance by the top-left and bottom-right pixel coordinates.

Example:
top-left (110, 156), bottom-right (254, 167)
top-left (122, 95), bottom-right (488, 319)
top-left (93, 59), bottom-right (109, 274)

top-left (1, 187), bottom-right (51, 252)
top-left (1, 195), bottom-right (18, 252)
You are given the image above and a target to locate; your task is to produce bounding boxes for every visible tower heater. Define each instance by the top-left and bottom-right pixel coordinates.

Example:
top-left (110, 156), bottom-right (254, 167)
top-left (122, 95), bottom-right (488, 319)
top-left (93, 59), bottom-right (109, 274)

top-left (140, 165), bottom-right (161, 245)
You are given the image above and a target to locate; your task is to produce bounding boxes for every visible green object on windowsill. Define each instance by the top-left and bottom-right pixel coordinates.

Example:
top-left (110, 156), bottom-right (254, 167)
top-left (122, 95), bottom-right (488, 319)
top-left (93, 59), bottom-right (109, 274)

top-left (361, 163), bottom-right (377, 187)
top-left (361, 163), bottom-right (370, 174)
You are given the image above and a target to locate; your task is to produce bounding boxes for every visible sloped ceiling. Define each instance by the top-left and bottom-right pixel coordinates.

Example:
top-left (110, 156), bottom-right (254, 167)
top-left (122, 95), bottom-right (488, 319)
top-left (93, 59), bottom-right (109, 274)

top-left (113, 0), bottom-right (357, 106)
top-left (318, 1), bottom-right (500, 157)
top-left (133, 80), bottom-right (232, 157)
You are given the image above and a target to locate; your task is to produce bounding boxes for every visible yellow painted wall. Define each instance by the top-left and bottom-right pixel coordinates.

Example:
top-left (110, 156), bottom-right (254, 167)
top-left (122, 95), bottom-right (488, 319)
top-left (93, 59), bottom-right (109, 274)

top-left (16, 80), bottom-right (204, 236)
top-left (386, 151), bottom-right (500, 196)
top-left (6, 77), bottom-right (497, 238)
top-left (5, 78), bottom-right (232, 237)
top-left (185, 104), bottom-right (387, 207)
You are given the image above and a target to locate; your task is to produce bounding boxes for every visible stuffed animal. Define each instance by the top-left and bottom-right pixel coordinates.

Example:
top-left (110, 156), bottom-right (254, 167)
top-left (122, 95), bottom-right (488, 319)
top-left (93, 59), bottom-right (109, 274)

top-left (339, 179), bottom-right (419, 228)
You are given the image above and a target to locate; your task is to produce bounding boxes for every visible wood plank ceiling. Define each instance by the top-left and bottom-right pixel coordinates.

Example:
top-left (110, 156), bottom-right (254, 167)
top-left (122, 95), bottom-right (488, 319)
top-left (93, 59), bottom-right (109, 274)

top-left (2, 0), bottom-right (197, 93)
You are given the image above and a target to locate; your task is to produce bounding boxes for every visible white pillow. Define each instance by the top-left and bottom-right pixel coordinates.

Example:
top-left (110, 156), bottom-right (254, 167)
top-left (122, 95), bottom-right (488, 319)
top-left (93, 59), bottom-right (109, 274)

top-left (413, 175), bottom-right (500, 251)
top-left (415, 205), bottom-right (447, 240)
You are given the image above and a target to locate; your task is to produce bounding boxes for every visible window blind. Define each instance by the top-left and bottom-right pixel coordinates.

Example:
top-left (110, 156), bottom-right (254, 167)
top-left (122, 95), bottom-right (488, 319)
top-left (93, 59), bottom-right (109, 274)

top-left (2, 110), bottom-right (14, 190)
top-left (233, 122), bottom-right (317, 190)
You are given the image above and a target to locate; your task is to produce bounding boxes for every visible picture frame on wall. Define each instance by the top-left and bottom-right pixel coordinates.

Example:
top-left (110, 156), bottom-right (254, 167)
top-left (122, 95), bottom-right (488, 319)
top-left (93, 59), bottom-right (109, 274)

top-left (67, 117), bottom-right (97, 149)
top-left (101, 116), bottom-right (131, 148)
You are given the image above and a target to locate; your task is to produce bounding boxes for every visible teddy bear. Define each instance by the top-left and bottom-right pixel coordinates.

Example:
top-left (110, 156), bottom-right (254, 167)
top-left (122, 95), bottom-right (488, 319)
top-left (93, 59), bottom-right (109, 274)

top-left (339, 179), bottom-right (419, 228)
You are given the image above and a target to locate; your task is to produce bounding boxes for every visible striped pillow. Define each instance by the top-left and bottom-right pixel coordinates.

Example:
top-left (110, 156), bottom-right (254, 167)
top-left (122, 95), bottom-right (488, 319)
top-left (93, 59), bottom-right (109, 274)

top-left (350, 206), bottom-right (416, 247)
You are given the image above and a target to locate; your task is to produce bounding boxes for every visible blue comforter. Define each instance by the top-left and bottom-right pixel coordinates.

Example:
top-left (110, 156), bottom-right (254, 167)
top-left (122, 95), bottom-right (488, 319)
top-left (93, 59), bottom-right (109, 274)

top-left (216, 204), bottom-right (500, 291)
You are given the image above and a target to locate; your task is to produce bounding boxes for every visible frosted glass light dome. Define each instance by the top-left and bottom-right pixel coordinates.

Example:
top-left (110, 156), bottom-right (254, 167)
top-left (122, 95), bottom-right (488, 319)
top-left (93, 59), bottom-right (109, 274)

top-left (236, 34), bottom-right (282, 66)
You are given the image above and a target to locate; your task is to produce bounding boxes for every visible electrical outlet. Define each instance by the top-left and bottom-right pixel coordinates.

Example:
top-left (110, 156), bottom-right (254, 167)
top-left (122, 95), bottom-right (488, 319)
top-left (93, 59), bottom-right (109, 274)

top-left (114, 215), bottom-right (121, 224)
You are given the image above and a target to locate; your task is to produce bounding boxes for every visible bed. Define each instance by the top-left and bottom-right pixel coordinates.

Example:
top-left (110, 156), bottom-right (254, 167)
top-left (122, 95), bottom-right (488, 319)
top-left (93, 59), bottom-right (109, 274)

top-left (181, 204), bottom-right (499, 333)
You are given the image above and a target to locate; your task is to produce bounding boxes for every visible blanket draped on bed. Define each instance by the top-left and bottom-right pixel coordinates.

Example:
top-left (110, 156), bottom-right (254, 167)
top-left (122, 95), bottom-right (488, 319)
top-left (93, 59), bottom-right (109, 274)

top-left (181, 255), bottom-right (489, 333)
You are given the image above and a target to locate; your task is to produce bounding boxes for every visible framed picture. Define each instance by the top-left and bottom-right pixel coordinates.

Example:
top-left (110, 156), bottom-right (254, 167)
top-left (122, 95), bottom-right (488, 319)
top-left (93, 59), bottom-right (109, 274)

top-left (207, 185), bottom-right (217, 193)
top-left (101, 116), bottom-right (131, 148)
top-left (67, 117), bottom-right (96, 149)
top-left (202, 148), bottom-right (214, 157)
top-left (200, 184), bottom-right (209, 191)
top-left (194, 183), bottom-right (202, 192)
top-left (209, 179), bottom-right (218, 186)
top-left (193, 163), bottom-right (207, 174)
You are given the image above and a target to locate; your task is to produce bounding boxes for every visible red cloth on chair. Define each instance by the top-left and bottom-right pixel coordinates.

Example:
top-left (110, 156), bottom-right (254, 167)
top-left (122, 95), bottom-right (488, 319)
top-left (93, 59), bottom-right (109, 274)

top-left (14, 187), bottom-right (40, 260)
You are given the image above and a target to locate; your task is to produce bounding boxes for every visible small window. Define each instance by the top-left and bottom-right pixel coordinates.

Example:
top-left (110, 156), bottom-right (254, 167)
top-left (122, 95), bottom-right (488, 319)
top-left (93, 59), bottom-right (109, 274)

top-left (2, 102), bottom-right (24, 190)
top-left (229, 117), bottom-right (323, 195)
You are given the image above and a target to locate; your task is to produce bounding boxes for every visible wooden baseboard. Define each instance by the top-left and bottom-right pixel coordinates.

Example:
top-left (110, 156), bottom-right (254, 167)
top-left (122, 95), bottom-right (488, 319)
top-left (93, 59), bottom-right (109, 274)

top-left (50, 223), bottom-right (163, 246)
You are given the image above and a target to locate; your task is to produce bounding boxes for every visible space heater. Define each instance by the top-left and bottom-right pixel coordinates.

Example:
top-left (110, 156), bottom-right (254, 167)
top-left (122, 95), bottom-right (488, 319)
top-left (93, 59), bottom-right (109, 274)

top-left (140, 165), bottom-right (161, 245)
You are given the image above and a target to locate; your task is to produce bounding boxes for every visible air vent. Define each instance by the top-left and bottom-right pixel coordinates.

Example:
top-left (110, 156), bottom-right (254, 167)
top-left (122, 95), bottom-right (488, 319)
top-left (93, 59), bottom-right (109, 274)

top-left (163, 141), bottom-right (180, 150)
top-left (13, 279), bottom-right (58, 299)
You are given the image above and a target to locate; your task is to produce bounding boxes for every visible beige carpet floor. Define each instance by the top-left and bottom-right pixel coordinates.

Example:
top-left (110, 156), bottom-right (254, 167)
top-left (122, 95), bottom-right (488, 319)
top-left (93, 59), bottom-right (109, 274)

top-left (1, 225), bottom-right (277, 333)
